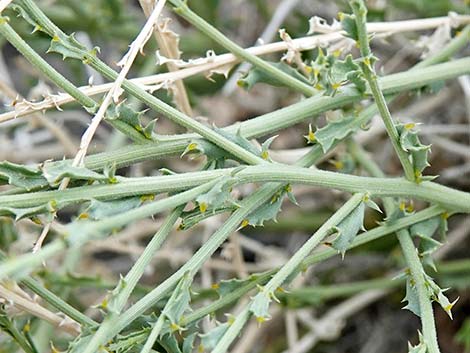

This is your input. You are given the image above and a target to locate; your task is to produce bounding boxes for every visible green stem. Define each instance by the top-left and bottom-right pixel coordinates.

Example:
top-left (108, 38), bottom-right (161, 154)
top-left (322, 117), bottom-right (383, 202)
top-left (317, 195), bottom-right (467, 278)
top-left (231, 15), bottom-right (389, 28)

top-left (349, 140), bottom-right (441, 353)
top-left (85, 207), bottom-right (183, 352)
top-left (350, 0), bottom-right (415, 181)
top-left (2, 166), bottom-right (468, 212)
top-left (186, 205), bottom-right (444, 325)
top-left (0, 252), bottom-right (96, 328)
top-left (0, 181), bottom-right (216, 281)
top-left (212, 193), bottom-right (364, 353)
top-left (0, 18), bottom-right (97, 112)
top-left (169, 0), bottom-right (316, 96)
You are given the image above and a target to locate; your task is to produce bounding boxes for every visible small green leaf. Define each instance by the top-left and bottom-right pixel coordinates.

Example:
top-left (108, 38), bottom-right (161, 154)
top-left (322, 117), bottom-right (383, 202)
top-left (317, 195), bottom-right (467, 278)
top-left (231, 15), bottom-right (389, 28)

top-left (408, 332), bottom-right (427, 353)
top-left (410, 216), bottom-right (442, 270)
top-left (41, 160), bottom-right (111, 187)
top-left (331, 202), bottom-right (365, 258)
top-left (261, 135), bottom-right (278, 161)
top-left (0, 201), bottom-right (61, 221)
top-left (198, 322), bottom-right (230, 351)
top-left (314, 115), bottom-right (357, 153)
top-left (402, 275), bottom-right (421, 317)
top-left (182, 332), bottom-right (197, 353)
top-left (159, 333), bottom-right (182, 353)
top-left (214, 128), bottom-right (261, 157)
top-left (106, 103), bottom-right (156, 142)
top-left (47, 33), bottom-right (90, 61)
top-left (339, 12), bottom-right (359, 41)
top-left (237, 61), bottom-right (310, 91)
top-left (196, 176), bottom-right (237, 213)
top-left (396, 123), bottom-right (432, 183)
top-left (162, 273), bottom-right (193, 326)
top-left (179, 206), bottom-right (234, 230)
top-left (245, 192), bottom-right (283, 227)
top-left (216, 276), bottom-right (255, 298)
top-left (249, 288), bottom-right (271, 321)
top-left (84, 197), bottom-right (142, 221)
top-left (0, 161), bottom-right (46, 190)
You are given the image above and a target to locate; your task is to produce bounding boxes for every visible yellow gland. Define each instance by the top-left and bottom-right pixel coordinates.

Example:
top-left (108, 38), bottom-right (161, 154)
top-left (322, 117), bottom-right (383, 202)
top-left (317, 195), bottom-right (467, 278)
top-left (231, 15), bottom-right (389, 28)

top-left (211, 283), bottom-right (219, 289)
top-left (332, 82), bottom-right (342, 90)
top-left (405, 122), bottom-right (416, 130)
top-left (333, 160), bottom-right (344, 170)
top-left (241, 219), bottom-right (250, 228)
top-left (23, 323), bottom-right (30, 333)
top-left (140, 194), bottom-right (155, 202)
top-left (261, 150), bottom-right (269, 160)
top-left (187, 142), bottom-right (198, 151)
top-left (256, 316), bottom-right (266, 324)
top-left (199, 202), bottom-right (208, 213)
top-left (308, 130), bottom-right (316, 142)
top-left (170, 322), bottom-right (181, 331)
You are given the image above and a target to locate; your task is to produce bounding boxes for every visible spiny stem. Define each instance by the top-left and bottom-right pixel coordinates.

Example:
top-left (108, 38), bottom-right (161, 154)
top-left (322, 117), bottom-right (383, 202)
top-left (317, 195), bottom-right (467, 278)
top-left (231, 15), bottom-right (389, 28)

top-left (168, 0), bottom-right (316, 96)
top-left (1, 166), bottom-right (469, 212)
top-left (349, 140), bottom-right (441, 353)
top-left (0, 19), bottom-right (97, 112)
top-left (212, 193), bottom-right (365, 353)
top-left (349, 0), bottom-right (415, 181)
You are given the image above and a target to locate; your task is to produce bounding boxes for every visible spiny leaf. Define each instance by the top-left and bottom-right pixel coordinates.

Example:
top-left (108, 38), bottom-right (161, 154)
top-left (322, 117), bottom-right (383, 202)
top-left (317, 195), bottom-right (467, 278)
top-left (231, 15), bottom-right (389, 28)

top-left (162, 273), bottom-right (193, 326)
top-left (410, 216), bottom-right (442, 270)
top-left (106, 103), bottom-right (156, 142)
top-left (396, 123), bottom-right (432, 183)
top-left (196, 176), bottom-right (237, 213)
top-left (245, 191), bottom-right (283, 227)
top-left (84, 197), bottom-right (142, 221)
top-left (47, 32), bottom-right (91, 61)
top-left (107, 328), bottom-right (150, 353)
top-left (314, 115), bottom-right (358, 153)
top-left (216, 275), bottom-right (258, 298)
top-left (328, 54), bottom-right (366, 94)
top-left (40, 160), bottom-right (112, 187)
top-left (339, 12), bottom-right (359, 41)
top-left (179, 206), bottom-right (234, 230)
top-left (331, 201), bottom-right (365, 258)
top-left (408, 332), bottom-right (427, 353)
top-left (362, 194), bottom-right (382, 213)
top-left (423, 272), bottom-right (458, 320)
top-left (402, 274), bottom-right (421, 317)
top-left (182, 332), bottom-right (197, 353)
top-left (159, 333), bottom-right (182, 353)
top-left (237, 61), bottom-right (310, 91)
top-left (261, 135), bottom-right (278, 161)
top-left (249, 288), bottom-right (271, 321)
top-left (0, 201), bottom-right (61, 221)
top-left (198, 322), bottom-right (231, 351)
top-left (214, 128), bottom-right (261, 157)
top-left (0, 161), bottom-right (46, 190)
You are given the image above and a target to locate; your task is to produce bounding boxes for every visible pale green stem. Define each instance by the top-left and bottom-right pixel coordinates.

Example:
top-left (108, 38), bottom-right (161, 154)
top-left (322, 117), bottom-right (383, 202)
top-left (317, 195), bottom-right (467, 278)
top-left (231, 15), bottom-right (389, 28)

top-left (212, 193), bottom-right (365, 353)
top-left (0, 18), bottom-right (97, 112)
top-left (0, 181), bottom-right (216, 281)
top-left (169, 0), bottom-right (316, 96)
top-left (1, 166), bottom-right (468, 211)
top-left (350, 0), bottom-right (415, 181)
top-left (349, 140), bottom-right (441, 353)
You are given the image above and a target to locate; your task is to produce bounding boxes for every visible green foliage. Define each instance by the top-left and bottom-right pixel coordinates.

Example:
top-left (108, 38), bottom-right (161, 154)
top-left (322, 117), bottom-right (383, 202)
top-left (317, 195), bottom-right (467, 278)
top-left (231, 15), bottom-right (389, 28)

top-left (330, 200), bottom-right (365, 258)
top-left (0, 1), bottom-right (469, 353)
